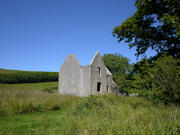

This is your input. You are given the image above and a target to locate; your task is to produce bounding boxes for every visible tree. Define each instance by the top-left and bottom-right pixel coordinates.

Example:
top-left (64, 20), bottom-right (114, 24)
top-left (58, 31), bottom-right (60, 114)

top-left (102, 53), bottom-right (133, 93)
top-left (131, 54), bottom-right (180, 104)
top-left (131, 58), bottom-right (154, 96)
top-left (112, 0), bottom-right (180, 59)
top-left (151, 54), bottom-right (180, 104)
top-left (102, 53), bottom-right (132, 76)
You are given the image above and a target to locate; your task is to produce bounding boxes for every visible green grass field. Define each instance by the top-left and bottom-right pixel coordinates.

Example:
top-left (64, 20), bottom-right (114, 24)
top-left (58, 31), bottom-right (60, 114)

top-left (0, 83), bottom-right (179, 134)
top-left (0, 82), bottom-right (58, 92)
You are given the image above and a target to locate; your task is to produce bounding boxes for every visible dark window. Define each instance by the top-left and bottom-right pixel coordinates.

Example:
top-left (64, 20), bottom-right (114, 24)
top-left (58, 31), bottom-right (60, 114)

top-left (97, 67), bottom-right (101, 76)
top-left (107, 75), bottom-right (109, 81)
top-left (97, 82), bottom-right (101, 92)
top-left (107, 85), bottom-right (109, 93)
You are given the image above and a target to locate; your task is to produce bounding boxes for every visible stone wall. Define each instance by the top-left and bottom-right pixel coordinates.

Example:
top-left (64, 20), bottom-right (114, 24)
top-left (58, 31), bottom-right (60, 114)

top-left (106, 68), bottom-right (113, 93)
top-left (90, 51), bottom-right (108, 95)
top-left (80, 65), bottom-right (91, 97)
top-left (58, 54), bottom-right (81, 96)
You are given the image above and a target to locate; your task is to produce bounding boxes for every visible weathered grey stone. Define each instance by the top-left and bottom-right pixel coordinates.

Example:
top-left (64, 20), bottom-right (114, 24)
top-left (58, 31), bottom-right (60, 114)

top-left (58, 54), bottom-right (81, 96)
top-left (58, 51), bottom-right (119, 97)
top-left (129, 93), bottom-right (139, 97)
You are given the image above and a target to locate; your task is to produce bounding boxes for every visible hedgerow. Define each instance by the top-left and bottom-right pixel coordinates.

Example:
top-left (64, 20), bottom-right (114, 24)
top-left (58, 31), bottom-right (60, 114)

top-left (0, 71), bottom-right (58, 84)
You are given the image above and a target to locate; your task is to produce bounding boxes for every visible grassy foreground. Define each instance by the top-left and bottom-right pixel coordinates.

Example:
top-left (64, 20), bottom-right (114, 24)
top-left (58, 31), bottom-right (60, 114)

top-left (0, 83), bottom-right (179, 134)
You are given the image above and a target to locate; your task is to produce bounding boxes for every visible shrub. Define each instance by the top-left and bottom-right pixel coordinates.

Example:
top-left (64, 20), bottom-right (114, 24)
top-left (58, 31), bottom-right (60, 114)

top-left (43, 88), bottom-right (54, 93)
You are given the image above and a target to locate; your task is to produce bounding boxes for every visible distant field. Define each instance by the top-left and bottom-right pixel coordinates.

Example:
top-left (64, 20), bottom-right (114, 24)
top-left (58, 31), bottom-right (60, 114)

top-left (0, 68), bottom-right (19, 74)
top-left (0, 68), bottom-right (58, 84)
top-left (0, 82), bottom-right (58, 92)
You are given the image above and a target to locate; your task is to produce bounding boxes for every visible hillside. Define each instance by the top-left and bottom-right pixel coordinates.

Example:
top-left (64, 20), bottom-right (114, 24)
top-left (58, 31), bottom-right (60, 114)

top-left (0, 68), bottom-right (20, 74)
top-left (0, 68), bottom-right (58, 84)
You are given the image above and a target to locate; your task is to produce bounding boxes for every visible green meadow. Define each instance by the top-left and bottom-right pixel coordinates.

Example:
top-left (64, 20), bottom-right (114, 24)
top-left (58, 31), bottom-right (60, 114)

top-left (0, 82), bottom-right (179, 134)
top-left (0, 82), bottom-right (58, 92)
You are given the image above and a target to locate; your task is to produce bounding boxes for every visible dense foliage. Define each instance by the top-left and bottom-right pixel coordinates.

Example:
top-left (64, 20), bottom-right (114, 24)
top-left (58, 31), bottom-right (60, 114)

top-left (102, 53), bottom-right (132, 76)
top-left (111, 0), bottom-right (180, 104)
top-left (132, 54), bottom-right (180, 104)
top-left (0, 69), bottom-right (58, 84)
top-left (103, 53), bottom-right (180, 104)
top-left (112, 0), bottom-right (180, 59)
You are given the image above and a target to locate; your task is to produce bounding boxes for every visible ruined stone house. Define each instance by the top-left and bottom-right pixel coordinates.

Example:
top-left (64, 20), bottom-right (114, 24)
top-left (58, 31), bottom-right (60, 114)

top-left (58, 51), bottom-right (119, 97)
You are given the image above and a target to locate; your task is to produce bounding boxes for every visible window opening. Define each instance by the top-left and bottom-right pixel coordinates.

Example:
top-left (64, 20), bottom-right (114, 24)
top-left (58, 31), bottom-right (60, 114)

top-left (107, 85), bottom-right (109, 93)
top-left (97, 82), bottom-right (101, 92)
top-left (107, 75), bottom-right (109, 81)
top-left (97, 67), bottom-right (101, 76)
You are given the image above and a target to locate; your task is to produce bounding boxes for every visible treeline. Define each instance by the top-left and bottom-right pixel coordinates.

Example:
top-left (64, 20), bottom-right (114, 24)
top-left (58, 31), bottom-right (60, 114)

top-left (103, 53), bottom-right (180, 104)
top-left (130, 54), bottom-right (180, 104)
top-left (0, 70), bottom-right (58, 84)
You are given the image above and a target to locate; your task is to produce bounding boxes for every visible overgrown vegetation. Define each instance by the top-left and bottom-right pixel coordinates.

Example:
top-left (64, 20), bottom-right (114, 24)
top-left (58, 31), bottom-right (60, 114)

top-left (63, 95), bottom-right (180, 134)
top-left (0, 69), bottom-right (58, 84)
top-left (103, 53), bottom-right (180, 104)
top-left (0, 81), bottom-right (179, 134)
top-left (132, 54), bottom-right (180, 104)
top-left (0, 94), bottom-right (179, 134)
top-left (0, 90), bottom-right (78, 116)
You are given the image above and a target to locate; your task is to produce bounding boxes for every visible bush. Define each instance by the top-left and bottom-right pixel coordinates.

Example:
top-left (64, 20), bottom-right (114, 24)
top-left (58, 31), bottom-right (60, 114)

top-left (73, 95), bottom-right (115, 114)
top-left (43, 88), bottom-right (54, 93)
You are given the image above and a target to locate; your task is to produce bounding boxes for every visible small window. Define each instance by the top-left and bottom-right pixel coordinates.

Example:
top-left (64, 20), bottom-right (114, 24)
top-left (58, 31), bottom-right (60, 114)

top-left (106, 75), bottom-right (109, 81)
top-left (107, 85), bottom-right (109, 93)
top-left (97, 82), bottom-right (101, 92)
top-left (97, 67), bottom-right (101, 76)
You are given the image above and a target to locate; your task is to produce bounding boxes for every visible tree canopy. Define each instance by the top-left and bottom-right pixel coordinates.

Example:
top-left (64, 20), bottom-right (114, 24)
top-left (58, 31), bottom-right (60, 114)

top-left (131, 54), bottom-right (180, 104)
top-left (112, 0), bottom-right (180, 59)
top-left (102, 53), bottom-right (132, 77)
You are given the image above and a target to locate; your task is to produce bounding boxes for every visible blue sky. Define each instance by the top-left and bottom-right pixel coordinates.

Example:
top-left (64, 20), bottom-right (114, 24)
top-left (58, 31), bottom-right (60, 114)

top-left (0, 0), bottom-right (156, 72)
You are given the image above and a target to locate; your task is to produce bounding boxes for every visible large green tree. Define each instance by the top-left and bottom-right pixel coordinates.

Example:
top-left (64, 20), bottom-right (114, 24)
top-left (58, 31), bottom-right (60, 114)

top-left (112, 0), bottom-right (180, 59)
top-left (102, 53), bottom-right (132, 77)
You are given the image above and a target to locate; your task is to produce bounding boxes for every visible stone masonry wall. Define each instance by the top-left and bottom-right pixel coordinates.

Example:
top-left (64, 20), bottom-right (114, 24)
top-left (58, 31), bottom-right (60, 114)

top-left (90, 51), bottom-right (108, 95)
top-left (80, 65), bottom-right (91, 97)
top-left (58, 54), bottom-right (81, 96)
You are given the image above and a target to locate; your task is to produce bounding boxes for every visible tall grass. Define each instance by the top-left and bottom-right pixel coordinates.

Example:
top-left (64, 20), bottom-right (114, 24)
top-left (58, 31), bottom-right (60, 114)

top-left (62, 95), bottom-right (180, 134)
top-left (0, 90), bottom-right (79, 116)
top-left (0, 89), bottom-right (179, 134)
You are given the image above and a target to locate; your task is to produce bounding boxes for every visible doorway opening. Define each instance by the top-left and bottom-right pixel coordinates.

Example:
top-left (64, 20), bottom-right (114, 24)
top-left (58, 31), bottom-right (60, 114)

top-left (97, 82), bottom-right (101, 92)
